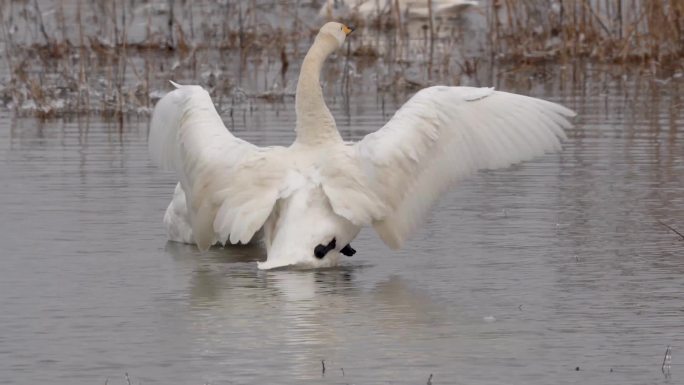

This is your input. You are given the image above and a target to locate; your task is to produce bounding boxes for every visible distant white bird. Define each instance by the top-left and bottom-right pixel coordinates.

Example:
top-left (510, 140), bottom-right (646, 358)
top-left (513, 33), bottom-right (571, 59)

top-left (319, 0), bottom-right (478, 20)
top-left (149, 22), bottom-right (575, 269)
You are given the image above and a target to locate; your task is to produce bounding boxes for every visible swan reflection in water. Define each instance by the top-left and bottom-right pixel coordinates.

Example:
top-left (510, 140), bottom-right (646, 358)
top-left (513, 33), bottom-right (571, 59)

top-left (162, 242), bottom-right (463, 381)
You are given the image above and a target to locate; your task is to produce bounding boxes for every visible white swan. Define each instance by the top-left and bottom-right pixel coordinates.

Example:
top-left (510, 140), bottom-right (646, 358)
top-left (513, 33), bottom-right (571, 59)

top-left (319, 0), bottom-right (479, 20)
top-left (148, 22), bottom-right (575, 270)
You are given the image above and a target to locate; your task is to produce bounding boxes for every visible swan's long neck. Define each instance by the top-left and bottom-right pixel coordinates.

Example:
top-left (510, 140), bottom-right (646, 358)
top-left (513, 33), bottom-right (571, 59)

top-left (294, 34), bottom-right (342, 145)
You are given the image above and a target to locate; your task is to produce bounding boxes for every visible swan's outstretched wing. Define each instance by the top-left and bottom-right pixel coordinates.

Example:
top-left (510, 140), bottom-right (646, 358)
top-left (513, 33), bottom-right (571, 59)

top-left (149, 83), bottom-right (286, 250)
top-left (355, 86), bottom-right (575, 249)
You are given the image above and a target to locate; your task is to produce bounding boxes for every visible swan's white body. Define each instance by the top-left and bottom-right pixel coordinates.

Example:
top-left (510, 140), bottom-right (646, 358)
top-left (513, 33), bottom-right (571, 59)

top-left (319, 0), bottom-right (478, 19)
top-left (149, 22), bottom-right (575, 269)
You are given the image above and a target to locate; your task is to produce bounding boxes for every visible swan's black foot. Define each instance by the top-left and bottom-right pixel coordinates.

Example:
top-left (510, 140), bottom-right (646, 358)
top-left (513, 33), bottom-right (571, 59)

top-left (314, 238), bottom-right (337, 259)
top-left (340, 244), bottom-right (356, 257)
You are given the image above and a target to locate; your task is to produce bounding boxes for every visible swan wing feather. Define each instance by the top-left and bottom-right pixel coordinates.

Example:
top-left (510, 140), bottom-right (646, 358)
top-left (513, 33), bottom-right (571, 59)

top-left (149, 84), bottom-right (286, 249)
top-left (354, 86), bottom-right (575, 249)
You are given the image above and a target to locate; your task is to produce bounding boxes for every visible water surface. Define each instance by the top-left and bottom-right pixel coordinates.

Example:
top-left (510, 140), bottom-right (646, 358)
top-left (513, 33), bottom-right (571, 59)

top-left (0, 71), bottom-right (683, 385)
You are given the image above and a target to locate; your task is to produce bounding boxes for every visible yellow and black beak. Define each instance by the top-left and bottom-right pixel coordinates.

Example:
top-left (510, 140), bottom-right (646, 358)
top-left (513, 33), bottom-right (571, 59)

top-left (342, 24), bottom-right (355, 35)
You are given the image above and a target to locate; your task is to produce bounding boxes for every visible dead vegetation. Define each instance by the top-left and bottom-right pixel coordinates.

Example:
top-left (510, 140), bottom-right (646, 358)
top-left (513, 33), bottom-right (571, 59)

top-left (0, 0), bottom-right (681, 117)
top-left (488, 0), bottom-right (684, 66)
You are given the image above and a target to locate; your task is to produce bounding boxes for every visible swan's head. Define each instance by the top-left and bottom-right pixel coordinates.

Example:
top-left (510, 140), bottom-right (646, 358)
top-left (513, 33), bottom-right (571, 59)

top-left (258, 184), bottom-right (359, 270)
top-left (317, 21), bottom-right (355, 49)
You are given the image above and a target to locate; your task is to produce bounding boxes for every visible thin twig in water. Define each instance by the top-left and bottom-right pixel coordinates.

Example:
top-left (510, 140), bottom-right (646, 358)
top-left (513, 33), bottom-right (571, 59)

top-left (662, 345), bottom-right (672, 375)
top-left (657, 220), bottom-right (684, 240)
top-left (321, 360), bottom-right (325, 376)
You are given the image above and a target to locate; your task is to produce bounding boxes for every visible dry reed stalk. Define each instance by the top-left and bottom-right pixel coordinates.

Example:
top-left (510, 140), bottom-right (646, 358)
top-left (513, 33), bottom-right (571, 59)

top-left (393, 0), bottom-right (404, 62)
top-left (427, 0), bottom-right (434, 80)
top-left (76, 0), bottom-right (90, 113)
top-left (0, 2), bottom-right (17, 103)
top-left (33, 0), bottom-right (51, 46)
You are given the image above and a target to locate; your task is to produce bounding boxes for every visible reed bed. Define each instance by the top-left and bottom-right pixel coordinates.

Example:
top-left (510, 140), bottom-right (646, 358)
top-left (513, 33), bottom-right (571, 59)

top-left (488, 0), bottom-right (684, 66)
top-left (0, 0), bottom-right (681, 117)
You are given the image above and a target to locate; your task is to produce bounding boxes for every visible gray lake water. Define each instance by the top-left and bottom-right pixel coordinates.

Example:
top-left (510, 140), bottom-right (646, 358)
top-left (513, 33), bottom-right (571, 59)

top-left (1, 71), bottom-right (683, 385)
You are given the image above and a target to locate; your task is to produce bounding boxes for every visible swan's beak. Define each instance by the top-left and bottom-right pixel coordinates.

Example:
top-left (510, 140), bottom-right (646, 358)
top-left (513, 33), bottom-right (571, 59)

top-left (342, 24), bottom-right (355, 35)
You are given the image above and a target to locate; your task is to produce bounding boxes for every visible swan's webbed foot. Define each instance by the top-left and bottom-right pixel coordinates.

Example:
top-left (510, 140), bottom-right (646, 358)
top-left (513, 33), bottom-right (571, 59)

top-left (340, 244), bottom-right (356, 257)
top-left (315, 239), bottom-right (355, 259)
top-left (314, 238), bottom-right (337, 259)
